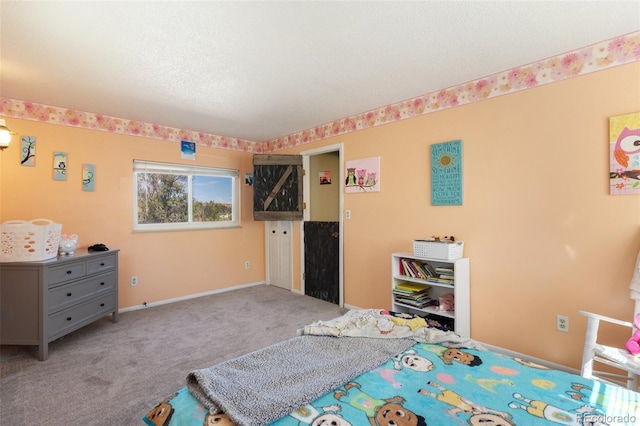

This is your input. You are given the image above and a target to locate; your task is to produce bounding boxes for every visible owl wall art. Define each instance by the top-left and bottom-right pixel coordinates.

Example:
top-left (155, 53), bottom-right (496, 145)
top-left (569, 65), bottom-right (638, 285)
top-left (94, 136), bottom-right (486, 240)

top-left (610, 112), bottom-right (640, 195)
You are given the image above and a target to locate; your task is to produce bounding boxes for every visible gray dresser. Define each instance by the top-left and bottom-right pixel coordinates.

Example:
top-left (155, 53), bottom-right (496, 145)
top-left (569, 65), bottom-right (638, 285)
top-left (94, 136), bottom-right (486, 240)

top-left (0, 248), bottom-right (119, 360)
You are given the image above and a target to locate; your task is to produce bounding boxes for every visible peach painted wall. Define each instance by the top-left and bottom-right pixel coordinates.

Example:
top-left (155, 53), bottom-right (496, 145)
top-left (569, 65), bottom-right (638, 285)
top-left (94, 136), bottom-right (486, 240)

top-left (0, 122), bottom-right (265, 308)
top-left (277, 63), bottom-right (640, 368)
top-left (1, 63), bottom-right (639, 369)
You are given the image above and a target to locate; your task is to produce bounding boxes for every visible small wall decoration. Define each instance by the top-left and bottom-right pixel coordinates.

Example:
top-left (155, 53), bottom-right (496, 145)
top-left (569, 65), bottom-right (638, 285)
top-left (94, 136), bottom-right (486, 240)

top-left (181, 140), bottom-right (196, 160)
top-left (53, 151), bottom-right (67, 181)
top-left (610, 112), bottom-right (640, 195)
top-left (431, 140), bottom-right (463, 205)
top-left (345, 156), bottom-right (380, 193)
top-left (319, 171), bottom-right (331, 185)
top-left (21, 136), bottom-right (36, 166)
top-left (245, 172), bottom-right (254, 186)
top-left (82, 164), bottom-right (95, 191)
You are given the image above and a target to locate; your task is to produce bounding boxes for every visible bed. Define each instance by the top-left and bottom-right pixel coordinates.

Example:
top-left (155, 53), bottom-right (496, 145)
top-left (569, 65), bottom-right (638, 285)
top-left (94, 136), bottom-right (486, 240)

top-left (143, 309), bottom-right (640, 426)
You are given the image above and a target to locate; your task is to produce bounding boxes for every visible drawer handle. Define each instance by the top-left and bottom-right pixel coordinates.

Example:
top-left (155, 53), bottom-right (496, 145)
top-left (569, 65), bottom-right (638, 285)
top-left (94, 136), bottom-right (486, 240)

top-left (100, 282), bottom-right (105, 286)
top-left (100, 262), bottom-right (105, 267)
top-left (66, 317), bottom-right (72, 321)
top-left (67, 292), bottom-right (72, 297)
top-left (100, 303), bottom-right (105, 307)
top-left (66, 270), bottom-right (72, 275)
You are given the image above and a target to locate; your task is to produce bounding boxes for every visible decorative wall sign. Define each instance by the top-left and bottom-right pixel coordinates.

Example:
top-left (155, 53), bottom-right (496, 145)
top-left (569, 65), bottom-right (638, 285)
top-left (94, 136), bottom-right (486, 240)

top-left (82, 164), bottom-right (95, 191)
top-left (431, 140), bottom-right (463, 205)
top-left (345, 156), bottom-right (380, 193)
top-left (609, 112), bottom-right (640, 195)
top-left (21, 135), bottom-right (36, 166)
top-left (181, 140), bottom-right (196, 160)
top-left (53, 151), bottom-right (67, 181)
top-left (245, 173), bottom-right (254, 186)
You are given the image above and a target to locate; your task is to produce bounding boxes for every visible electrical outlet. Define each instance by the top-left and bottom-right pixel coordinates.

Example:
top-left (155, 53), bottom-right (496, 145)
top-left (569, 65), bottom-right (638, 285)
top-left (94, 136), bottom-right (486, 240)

top-left (245, 261), bottom-right (250, 269)
top-left (345, 210), bottom-right (351, 219)
top-left (557, 314), bottom-right (569, 332)
top-left (130, 276), bottom-right (138, 286)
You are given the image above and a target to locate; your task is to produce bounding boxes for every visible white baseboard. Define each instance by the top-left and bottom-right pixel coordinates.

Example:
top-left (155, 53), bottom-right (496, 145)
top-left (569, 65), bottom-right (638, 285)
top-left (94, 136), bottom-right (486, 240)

top-left (118, 281), bottom-right (265, 313)
top-left (479, 342), bottom-right (578, 375)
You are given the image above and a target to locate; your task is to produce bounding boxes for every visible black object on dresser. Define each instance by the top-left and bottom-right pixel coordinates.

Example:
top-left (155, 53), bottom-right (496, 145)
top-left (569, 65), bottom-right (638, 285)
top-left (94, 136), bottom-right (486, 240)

top-left (0, 248), bottom-right (119, 360)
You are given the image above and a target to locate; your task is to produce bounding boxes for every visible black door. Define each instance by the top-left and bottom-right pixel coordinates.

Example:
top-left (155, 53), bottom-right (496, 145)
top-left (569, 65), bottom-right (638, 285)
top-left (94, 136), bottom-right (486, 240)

top-left (304, 221), bottom-right (339, 304)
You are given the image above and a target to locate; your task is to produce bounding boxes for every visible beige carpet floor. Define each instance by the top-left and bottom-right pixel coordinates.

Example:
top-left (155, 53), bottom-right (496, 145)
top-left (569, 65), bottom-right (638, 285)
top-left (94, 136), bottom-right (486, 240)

top-left (0, 284), bottom-right (347, 425)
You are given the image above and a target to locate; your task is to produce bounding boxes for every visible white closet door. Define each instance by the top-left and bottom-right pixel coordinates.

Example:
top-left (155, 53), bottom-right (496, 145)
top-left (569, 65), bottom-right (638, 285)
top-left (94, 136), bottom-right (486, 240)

top-left (268, 221), bottom-right (292, 290)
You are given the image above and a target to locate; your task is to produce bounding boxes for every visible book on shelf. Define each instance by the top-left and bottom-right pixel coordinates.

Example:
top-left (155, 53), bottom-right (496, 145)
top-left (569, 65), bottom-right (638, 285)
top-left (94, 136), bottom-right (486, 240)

top-left (407, 261), bottom-right (423, 279)
top-left (393, 282), bottom-right (431, 307)
top-left (399, 258), bottom-right (437, 281)
top-left (400, 259), bottom-right (415, 277)
top-left (393, 281), bottom-right (431, 293)
top-left (394, 299), bottom-right (434, 309)
top-left (412, 261), bottom-right (432, 280)
top-left (421, 262), bottom-right (437, 277)
top-left (393, 294), bottom-right (436, 309)
top-left (438, 273), bottom-right (455, 280)
top-left (393, 290), bottom-right (432, 302)
top-left (424, 276), bottom-right (454, 285)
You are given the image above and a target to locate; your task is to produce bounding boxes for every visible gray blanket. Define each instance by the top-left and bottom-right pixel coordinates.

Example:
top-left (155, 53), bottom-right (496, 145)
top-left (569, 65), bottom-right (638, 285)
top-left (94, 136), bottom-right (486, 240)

top-left (186, 335), bottom-right (414, 426)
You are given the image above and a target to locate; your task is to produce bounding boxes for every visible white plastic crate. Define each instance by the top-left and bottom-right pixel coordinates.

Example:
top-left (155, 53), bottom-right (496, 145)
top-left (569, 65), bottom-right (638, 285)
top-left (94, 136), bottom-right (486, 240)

top-left (0, 219), bottom-right (62, 262)
top-left (413, 240), bottom-right (464, 260)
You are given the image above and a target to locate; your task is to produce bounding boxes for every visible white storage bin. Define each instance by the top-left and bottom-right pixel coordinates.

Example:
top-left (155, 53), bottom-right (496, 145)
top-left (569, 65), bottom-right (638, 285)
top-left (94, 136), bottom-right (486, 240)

top-left (413, 240), bottom-right (464, 260)
top-left (0, 219), bottom-right (62, 262)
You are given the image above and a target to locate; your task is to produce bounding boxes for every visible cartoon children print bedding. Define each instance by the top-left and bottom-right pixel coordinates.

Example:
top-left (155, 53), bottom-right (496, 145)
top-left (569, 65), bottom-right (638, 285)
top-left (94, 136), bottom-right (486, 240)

top-left (144, 341), bottom-right (640, 426)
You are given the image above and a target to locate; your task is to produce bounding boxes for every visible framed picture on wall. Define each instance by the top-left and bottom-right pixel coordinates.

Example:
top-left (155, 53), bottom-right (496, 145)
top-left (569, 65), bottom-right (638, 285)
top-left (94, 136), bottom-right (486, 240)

top-left (53, 151), bottom-right (67, 181)
top-left (431, 140), bottom-right (463, 205)
top-left (345, 156), bottom-right (380, 193)
top-left (319, 171), bottom-right (331, 185)
top-left (82, 164), bottom-right (95, 191)
top-left (181, 140), bottom-right (196, 160)
top-left (21, 136), bottom-right (36, 166)
top-left (609, 112), bottom-right (640, 195)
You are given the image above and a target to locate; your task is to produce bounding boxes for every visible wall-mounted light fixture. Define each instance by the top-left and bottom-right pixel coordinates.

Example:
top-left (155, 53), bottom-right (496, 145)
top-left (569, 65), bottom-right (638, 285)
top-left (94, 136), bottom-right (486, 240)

top-left (0, 118), bottom-right (12, 150)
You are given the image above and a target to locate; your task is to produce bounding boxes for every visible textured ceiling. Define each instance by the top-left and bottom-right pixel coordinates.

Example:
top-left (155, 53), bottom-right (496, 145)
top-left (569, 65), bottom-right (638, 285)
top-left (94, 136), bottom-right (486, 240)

top-left (1, 1), bottom-right (639, 142)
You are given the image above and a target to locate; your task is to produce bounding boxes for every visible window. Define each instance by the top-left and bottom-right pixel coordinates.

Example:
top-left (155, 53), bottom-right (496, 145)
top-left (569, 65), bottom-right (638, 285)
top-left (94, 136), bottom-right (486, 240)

top-left (133, 160), bottom-right (239, 231)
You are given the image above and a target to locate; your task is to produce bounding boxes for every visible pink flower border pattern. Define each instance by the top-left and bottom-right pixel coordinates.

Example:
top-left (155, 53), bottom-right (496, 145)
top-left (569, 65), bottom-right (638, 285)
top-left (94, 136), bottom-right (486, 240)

top-left (1, 32), bottom-right (638, 154)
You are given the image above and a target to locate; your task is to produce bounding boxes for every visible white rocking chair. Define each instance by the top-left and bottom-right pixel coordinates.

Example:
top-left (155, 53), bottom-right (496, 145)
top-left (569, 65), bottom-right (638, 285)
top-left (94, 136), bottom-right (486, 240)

top-left (579, 251), bottom-right (640, 390)
top-left (579, 308), bottom-right (640, 390)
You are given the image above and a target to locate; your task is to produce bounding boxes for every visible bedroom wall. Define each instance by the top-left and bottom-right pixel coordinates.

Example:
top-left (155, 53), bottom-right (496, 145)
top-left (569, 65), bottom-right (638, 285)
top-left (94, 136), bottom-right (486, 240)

top-left (276, 62), bottom-right (640, 369)
top-left (1, 63), bottom-right (638, 370)
top-left (0, 123), bottom-right (264, 308)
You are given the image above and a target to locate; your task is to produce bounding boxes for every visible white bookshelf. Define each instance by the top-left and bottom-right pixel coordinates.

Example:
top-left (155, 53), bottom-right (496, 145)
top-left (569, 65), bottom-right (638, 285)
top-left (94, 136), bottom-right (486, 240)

top-left (391, 253), bottom-right (470, 337)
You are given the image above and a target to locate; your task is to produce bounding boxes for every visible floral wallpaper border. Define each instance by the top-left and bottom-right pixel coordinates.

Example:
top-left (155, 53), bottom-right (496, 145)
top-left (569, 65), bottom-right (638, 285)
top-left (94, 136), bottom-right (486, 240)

top-left (0, 97), bottom-right (262, 153)
top-left (1, 31), bottom-right (639, 154)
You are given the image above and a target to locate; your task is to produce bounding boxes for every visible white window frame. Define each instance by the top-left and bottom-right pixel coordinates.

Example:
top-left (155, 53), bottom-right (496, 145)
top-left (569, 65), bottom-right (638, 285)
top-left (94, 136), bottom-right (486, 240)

top-left (133, 160), bottom-right (239, 232)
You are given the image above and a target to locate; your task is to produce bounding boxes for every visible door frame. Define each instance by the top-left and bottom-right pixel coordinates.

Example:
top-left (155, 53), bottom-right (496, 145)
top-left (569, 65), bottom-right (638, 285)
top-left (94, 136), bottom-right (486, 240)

top-left (300, 143), bottom-right (344, 307)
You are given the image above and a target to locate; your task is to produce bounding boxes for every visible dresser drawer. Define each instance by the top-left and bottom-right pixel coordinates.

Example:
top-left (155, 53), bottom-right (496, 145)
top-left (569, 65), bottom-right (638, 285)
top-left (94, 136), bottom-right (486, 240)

top-left (48, 272), bottom-right (116, 314)
top-left (48, 262), bottom-right (87, 285)
top-left (87, 254), bottom-right (116, 275)
top-left (48, 292), bottom-right (115, 340)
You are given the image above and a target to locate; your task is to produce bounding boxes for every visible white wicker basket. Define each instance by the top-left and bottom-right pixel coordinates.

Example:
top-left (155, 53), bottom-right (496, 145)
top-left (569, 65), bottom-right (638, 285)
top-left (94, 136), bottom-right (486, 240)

top-left (413, 240), bottom-right (464, 260)
top-left (0, 219), bottom-right (62, 262)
